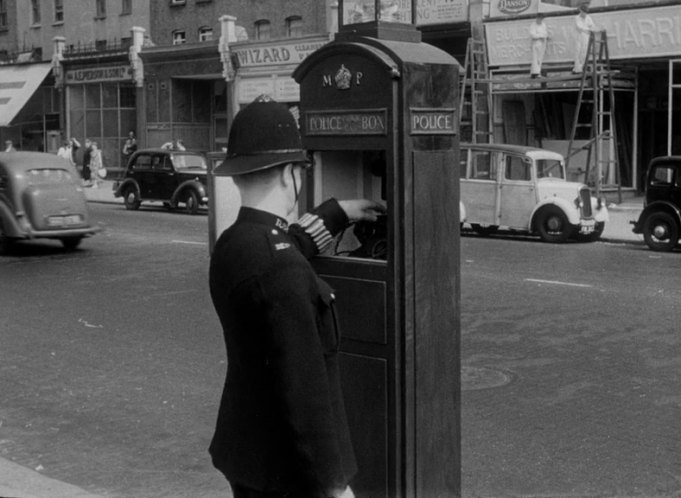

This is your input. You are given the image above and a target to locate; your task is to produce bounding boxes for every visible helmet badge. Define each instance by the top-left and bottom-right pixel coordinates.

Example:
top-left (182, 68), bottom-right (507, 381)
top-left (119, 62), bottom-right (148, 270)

top-left (335, 65), bottom-right (352, 90)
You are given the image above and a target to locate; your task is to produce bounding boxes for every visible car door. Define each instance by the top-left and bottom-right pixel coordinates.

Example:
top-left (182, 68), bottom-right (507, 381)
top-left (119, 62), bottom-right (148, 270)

top-left (498, 153), bottom-right (536, 230)
top-left (460, 147), bottom-right (500, 226)
top-left (153, 154), bottom-right (178, 200)
top-left (130, 153), bottom-right (154, 199)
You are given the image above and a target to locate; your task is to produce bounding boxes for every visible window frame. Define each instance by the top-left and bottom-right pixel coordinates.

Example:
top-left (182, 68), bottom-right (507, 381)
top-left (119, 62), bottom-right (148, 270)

top-left (0, 0), bottom-right (7, 29)
top-left (121, 0), bottom-right (132, 15)
top-left (198, 26), bottom-right (213, 42)
top-left (31, 0), bottom-right (41, 25)
top-left (255, 19), bottom-right (271, 41)
top-left (95, 0), bottom-right (106, 19)
top-left (53, 0), bottom-right (64, 23)
top-left (286, 15), bottom-right (303, 38)
top-left (172, 30), bottom-right (187, 45)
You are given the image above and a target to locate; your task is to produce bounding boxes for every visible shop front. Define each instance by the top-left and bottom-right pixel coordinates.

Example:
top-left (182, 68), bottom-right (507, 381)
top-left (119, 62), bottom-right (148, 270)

top-left (484, 2), bottom-right (681, 191)
top-left (63, 62), bottom-right (137, 172)
top-left (0, 63), bottom-right (60, 153)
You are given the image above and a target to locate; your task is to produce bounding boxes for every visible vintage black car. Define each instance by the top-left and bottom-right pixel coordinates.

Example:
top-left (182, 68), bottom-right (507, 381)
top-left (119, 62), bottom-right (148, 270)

top-left (114, 149), bottom-right (208, 214)
top-left (0, 151), bottom-right (100, 253)
top-left (632, 156), bottom-right (681, 251)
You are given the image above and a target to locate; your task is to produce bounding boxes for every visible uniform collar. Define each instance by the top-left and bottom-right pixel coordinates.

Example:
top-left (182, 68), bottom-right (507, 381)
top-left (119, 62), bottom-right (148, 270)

top-left (237, 206), bottom-right (289, 232)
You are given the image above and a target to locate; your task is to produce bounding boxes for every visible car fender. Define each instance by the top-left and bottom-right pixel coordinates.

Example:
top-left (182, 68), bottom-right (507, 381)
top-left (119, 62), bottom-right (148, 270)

top-left (0, 200), bottom-right (28, 238)
top-left (530, 198), bottom-right (580, 230)
top-left (633, 200), bottom-right (681, 233)
top-left (114, 178), bottom-right (140, 197)
top-left (171, 180), bottom-right (207, 205)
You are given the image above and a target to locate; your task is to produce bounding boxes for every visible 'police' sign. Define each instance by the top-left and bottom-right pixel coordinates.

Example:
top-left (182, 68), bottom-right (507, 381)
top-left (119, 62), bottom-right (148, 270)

top-left (410, 108), bottom-right (457, 135)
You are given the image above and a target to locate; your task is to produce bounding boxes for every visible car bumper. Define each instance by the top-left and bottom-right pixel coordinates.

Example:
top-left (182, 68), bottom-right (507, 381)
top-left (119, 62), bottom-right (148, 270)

top-left (18, 226), bottom-right (101, 240)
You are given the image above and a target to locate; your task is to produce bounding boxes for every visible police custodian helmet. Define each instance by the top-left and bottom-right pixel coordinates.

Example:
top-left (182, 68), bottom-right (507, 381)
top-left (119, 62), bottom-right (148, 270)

top-left (215, 95), bottom-right (309, 176)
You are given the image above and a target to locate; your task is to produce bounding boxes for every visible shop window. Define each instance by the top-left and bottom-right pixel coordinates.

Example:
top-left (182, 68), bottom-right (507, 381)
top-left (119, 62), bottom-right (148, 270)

top-left (198, 26), bottom-right (213, 42)
top-left (31, 0), bottom-right (41, 25)
top-left (172, 30), bottom-right (186, 45)
top-left (255, 20), bottom-right (270, 41)
top-left (95, 0), bottom-right (106, 18)
top-left (54, 0), bottom-right (64, 23)
top-left (286, 16), bottom-right (302, 38)
top-left (119, 85), bottom-right (136, 108)
top-left (121, 0), bottom-right (132, 15)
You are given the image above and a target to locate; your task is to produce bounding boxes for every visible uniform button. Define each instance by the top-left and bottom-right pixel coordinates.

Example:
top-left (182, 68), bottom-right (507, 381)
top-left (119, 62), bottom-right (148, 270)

top-left (330, 293), bottom-right (335, 300)
top-left (272, 229), bottom-right (278, 235)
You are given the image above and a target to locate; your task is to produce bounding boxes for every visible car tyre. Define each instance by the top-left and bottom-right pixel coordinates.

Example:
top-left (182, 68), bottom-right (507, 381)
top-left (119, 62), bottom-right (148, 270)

top-left (123, 187), bottom-right (141, 211)
top-left (536, 206), bottom-right (574, 243)
top-left (183, 190), bottom-right (199, 215)
top-left (643, 211), bottom-right (679, 252)
top-left (471, 224), bottom-right (499, 236)
top-left (0, 221), bottom-right (14, 255)
top-left (61, 237), bottom-right (83, 251)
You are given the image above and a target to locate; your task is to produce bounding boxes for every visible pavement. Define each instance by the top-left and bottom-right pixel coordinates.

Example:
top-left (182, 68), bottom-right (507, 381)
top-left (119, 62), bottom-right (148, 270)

top-left (0, 183), bottom-right (645, 498)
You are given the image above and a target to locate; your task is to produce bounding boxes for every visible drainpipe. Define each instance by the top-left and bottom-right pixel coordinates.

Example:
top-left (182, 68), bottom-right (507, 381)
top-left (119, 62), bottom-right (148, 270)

top-left (328, 1), bottom-right (339, 39)
top-left (52, 36), bottom-right (66, 135)
top-left (129, 26), bottom-right (146, 152)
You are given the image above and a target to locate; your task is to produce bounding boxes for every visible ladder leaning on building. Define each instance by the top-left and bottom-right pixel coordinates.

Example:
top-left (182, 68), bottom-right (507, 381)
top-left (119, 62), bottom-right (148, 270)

top-left (459, 38), bottom-right (493, 144)
top-left (566, 30), bottom-right (623, 202)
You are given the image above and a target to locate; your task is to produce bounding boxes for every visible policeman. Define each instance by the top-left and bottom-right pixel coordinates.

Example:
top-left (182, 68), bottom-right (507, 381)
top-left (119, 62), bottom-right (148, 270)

top-left (209, 96), bottom-right (384, 498)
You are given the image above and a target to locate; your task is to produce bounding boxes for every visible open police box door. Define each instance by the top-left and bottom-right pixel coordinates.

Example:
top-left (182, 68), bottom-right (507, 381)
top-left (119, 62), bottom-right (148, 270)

top-left (293, 10), bottom-right (461, 497)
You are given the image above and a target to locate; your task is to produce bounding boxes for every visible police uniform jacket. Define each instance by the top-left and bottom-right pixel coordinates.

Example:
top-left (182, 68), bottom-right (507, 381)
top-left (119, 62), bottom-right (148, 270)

top-left (209, 199), bottom-right (358, 497)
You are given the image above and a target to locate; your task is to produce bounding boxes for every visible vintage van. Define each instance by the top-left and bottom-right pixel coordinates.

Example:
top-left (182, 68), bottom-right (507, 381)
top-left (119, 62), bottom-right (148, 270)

top-left (460, 144), bottom-right (608, 242)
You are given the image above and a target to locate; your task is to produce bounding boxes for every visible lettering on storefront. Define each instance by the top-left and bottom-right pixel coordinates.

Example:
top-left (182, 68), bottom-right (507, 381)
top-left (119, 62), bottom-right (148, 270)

top-left (65, 65), bottom-right (132, 84)
top-left (410, 108), bottom-right (457, 135)
top-left (304, 110), bottom-right (387, 136)
top-left (493, 0), bottom-right (532, 15)
top-left (233, 41), bottom-right (326, 68)
top-left (486, 5), bottom-right (681, 66)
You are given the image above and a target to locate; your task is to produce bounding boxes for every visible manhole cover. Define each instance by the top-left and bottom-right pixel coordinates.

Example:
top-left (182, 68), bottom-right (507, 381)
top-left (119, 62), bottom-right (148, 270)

top-left (462, 366), bottom-right (512, 391)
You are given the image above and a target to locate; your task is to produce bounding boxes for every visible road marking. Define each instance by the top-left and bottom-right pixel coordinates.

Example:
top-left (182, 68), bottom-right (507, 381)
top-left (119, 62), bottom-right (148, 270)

top-left (171, 240), bottom-right (207, 246)
top-left (524, 278), bottom-right (593, 288)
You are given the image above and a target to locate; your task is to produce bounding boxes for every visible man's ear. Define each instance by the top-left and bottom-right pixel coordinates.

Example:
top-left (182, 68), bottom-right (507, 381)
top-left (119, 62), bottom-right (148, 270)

top-left (281, 163), bottom-right (294, 188)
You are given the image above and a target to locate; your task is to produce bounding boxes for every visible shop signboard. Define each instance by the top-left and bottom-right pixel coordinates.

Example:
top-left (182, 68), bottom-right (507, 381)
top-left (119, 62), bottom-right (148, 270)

top-left (485, 4), bottom-right (681, 66)
top-left (341, 0), bottom-right (468, 26)
top-left (232, 40), bottom-right (327, 68)
top-left (489, 0), bottom-right (538, 18)
top-left (65, 64), bottom-right (132, 84)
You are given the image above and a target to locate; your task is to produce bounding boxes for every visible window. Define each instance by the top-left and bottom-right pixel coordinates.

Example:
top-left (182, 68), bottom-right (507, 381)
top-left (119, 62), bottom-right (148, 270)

top-left (0, 0), bottom-right (7, 29)
top-left (96, 0), bottom-right (106, 18)
top-left (255, 20), bottom-right (271, 41)
top-left (54, 0), bottom-right (64, 22)
top-left (470, 150), bottom-right (496, 180)
top-left (172, 30), bottom-right (186, 45)
top-left (505, 156), bottom-right (531, 181)
top-left (121, 0), bottom-right (131, 15)
top-left (651, 166), bottom-right (676, 187)
top-left (198, 26), bottom-right (213, 42)
top-left (286, 16), bottom-right (302, 38)
top-left (31, 0), bottom-right (41, 24)
top-left (170, 0), bottom-right (186, 5)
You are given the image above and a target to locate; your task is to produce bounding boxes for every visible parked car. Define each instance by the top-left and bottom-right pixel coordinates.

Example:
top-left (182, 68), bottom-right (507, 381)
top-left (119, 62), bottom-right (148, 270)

top-left (114, 149), bottom-right (209, 214)
top-left (0, 151), bottom-right (100, 253)
top-left (460, 143), bottom-right (608, 242)
top-left (631, 156), bottom-right (681, 251)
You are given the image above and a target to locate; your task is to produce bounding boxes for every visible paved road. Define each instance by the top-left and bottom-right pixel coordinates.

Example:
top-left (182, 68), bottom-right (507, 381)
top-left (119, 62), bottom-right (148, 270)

top-left (2, 203), bottom-right (680, 497)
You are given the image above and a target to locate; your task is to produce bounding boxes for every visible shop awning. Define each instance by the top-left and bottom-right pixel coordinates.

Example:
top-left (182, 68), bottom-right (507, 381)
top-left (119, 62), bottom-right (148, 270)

top-left (0, 63), bottom-right (52, 127)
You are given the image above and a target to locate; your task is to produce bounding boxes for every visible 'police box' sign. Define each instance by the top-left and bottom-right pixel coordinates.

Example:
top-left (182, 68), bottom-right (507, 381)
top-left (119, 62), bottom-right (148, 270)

top-left (410, 108), bottom-right (458, 135)
top-left (303, 109), bottom-right (387, 136)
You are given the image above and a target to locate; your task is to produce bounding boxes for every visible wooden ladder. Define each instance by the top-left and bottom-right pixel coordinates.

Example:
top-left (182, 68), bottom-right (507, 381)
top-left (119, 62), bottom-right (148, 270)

top-left (566, 30), bottom-right (621, 201)
top-left (459, 38), bottom-right (493, 144)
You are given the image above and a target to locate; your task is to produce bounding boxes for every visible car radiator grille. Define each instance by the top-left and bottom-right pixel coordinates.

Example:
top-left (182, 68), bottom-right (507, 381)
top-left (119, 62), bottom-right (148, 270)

top-left (580, 188), bottom-right (593, 218)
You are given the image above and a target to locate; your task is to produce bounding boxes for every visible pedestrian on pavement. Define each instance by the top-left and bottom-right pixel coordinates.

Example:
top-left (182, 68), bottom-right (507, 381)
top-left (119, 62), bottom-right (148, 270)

top-left (82, 139), bottom-right (93, 186)
top-left (4, 140), bottom-right (16, 152)
top-left (122, 131), bottom-right (137, 158)
top-left (57, 137), bottom-right (80, 166)
top-left (89, 141), bottom-right (103, 188)
top-left (529, 12), bottom-right (549, 78)
top-left (209, 95), bottom-right (384, 498)
top-left (572, 4), bottom-right (597, 74)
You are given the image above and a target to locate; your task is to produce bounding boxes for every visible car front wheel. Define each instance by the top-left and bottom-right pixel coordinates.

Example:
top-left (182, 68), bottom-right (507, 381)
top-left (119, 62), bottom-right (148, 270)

top-left (643, 212), bottom-right (679, 252)
top-left (123, 187), bottom-right (141, 211)
top-left (183, 190), bottom-right (199, 215)
top-left (535, 206), bottom-right (574, 243)
top-left (0, 221), bottom-right (14, 255)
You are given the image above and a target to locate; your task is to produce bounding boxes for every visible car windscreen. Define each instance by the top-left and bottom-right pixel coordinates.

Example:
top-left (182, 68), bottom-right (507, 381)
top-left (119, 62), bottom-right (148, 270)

top-left (536, 159), bottom-right (565, 180)
top-left (172, 154), bottom-right (206, 170)
top-left (26, 168), bottom-right (75, 185)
